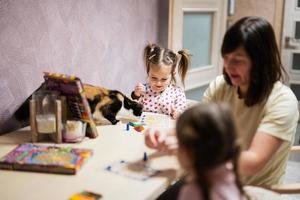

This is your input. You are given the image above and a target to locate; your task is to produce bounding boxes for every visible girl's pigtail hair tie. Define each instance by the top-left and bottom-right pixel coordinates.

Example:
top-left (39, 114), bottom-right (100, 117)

top-left (148, 54), bottom-right (156, 60)
top-left (150, 46), bottom-right (155, 52)
top-left (166, 55), bottom-right (173, 64)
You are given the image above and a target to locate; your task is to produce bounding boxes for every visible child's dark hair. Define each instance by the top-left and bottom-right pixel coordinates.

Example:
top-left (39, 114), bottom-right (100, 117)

top-left (176, 103), bottom-right (246, 200)
top-left (143, 43), bottom-right (191, 86)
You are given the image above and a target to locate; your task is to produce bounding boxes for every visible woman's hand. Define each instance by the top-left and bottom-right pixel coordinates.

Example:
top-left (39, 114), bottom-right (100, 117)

top-left (134, 83), bottom-right (146, 97)
top-left (144, 128), bottom-right (178, 154)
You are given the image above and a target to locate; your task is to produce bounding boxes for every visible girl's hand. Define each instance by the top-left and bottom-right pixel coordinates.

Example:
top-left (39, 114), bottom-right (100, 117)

top-left (134, 83), bottom-right (146, 97)
top-left (170, 105), bottom-right (180, 119)
top-left (144, 128), bottom-right (178, 154)
top-left (144, 128), bottom-right (166, 149)
top-left (162, 133), bottom-right (178, 154)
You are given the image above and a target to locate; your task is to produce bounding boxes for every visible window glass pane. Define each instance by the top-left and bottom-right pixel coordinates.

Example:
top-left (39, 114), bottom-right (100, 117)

top-left (298, 0), bottom-right (300, 8)
top-left (290, 84), bottom-right (300, 100)
top-left (183, 12), bottom-right (212, 69)
top-left (185, 84), bottom-right (208, 101)
top-left (292, 53), bottom-right (300, 70)
top-left (295, 21), bottom-right (300, 39)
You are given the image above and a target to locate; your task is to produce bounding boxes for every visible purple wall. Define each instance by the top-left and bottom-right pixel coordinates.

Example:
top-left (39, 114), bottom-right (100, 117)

top-left (0, 0), bottom-right (168, 133)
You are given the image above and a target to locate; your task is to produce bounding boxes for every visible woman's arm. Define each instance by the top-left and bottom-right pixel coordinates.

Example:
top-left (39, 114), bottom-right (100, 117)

top-left (240, 86), bottom-right (299, 176)
top-left (239, 132), bottom-right (283, 176)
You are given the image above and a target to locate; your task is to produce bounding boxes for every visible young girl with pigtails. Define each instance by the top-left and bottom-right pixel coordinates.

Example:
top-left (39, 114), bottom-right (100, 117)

top-left (131, 43), bottom-right (191, 119)
top-left (176, 103), bottom-right (248, 200)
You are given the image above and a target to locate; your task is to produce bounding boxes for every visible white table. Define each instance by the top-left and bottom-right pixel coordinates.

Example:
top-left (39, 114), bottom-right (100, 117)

top-left (0, 123), bottom-right (180, 200)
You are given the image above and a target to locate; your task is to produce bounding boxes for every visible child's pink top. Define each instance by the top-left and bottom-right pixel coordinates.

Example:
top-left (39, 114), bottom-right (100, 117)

top-left (138, 83), bottom-right (186, 115)
top-left (178, 162), bottom-right (246, 200)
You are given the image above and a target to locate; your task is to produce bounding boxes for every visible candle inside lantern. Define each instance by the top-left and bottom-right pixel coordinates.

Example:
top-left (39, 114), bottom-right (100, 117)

top-left (36, 114), bottom-right (56, 133)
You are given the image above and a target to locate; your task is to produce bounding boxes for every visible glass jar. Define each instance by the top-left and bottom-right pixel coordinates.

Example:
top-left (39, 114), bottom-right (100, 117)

top-left (33, 91), bottom-right (58, 134)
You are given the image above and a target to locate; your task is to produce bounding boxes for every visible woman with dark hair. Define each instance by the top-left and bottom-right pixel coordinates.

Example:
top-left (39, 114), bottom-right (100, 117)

top-left (144, 16), bottom-right (299, 196)
top-left (202, 16), bottom-right (299, 186)
top-left (220, 16), bottom-right (286, 106)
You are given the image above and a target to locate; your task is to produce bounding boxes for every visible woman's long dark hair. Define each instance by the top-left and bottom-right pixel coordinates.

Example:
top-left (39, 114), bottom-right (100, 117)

top-left (176, 103), bottom-right (246, 200)
top-left (221, 16), bottom-right (287, 106)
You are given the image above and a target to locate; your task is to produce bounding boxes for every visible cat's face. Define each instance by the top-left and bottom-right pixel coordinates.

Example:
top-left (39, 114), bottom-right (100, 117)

top-left (131, 101), bottom-right (143, 116)
top-left (124, 98), bottom-right (143, 116)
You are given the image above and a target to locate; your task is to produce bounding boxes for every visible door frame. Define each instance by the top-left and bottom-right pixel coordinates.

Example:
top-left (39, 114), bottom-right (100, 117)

top-left (168, 0), bottom-right (228, 91)
top-left (281, 0), bottom-right (300, 85)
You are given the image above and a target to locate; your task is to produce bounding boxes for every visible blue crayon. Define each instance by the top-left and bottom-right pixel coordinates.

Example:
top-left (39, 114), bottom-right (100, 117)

top-left (126, 123), bottom-right (130, 131)
top-left (143, 152), bottom-right (148, 162)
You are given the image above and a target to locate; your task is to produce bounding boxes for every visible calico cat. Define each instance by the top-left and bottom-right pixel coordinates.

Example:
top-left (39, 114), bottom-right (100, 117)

top-left (83, 84), bottom-right (143, 125)
top-left (12, 83), bottom-right (143, 127)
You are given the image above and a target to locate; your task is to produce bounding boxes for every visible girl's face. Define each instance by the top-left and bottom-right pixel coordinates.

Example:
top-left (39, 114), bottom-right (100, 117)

top-left (223, 46), bottom-right (252, 94)
top-left (148, 63), bottom-right (172, 93)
